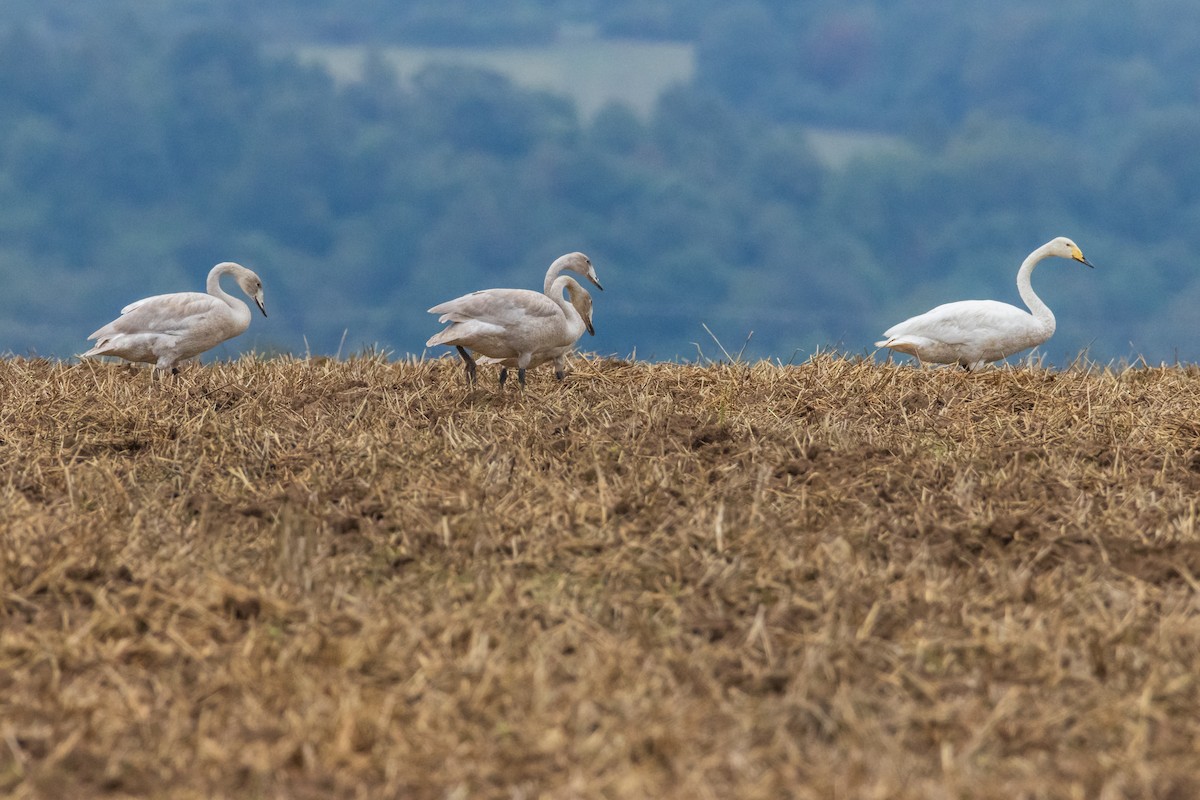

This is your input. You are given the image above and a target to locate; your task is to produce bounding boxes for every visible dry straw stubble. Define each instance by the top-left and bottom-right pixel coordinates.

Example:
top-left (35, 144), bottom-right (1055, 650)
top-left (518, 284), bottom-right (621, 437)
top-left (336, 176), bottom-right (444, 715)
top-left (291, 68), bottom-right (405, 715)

top-left (2, 354), bottom-right (1200, 799)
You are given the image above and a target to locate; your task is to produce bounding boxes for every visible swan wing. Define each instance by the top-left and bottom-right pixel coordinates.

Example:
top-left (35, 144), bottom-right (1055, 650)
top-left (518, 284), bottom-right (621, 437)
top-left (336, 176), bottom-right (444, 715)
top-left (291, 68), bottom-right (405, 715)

top-left (878, 300), bottom-right (1047, 364)
top-left (426, 319), bottom-right (508, 348)
top-left (426, 288), bottom-right (576, 363)
top-left (881, 300), bottom-right (1032, 345)
top-left (428, 289), bottom-right (561, 328)
top-left (89, 292), bottom-right (225, 340)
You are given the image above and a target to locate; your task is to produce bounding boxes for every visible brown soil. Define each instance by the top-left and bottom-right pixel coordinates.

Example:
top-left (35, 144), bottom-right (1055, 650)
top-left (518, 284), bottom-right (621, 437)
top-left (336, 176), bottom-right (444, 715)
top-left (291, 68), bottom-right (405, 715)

top-left (2, 354), bottom-right (1199, 799)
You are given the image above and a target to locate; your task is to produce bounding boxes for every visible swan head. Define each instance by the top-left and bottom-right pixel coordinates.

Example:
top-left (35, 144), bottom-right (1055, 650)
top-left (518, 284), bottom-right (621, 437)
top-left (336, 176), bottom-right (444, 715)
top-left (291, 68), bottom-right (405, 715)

top-left (564, 279), bottom-right (596, 336)
top-left (556, 252), bottom-right (603, 291)
top-left (1047, 237), bottom-right (1094, 268)
top-left (225, 263), bottom-right (268, 317)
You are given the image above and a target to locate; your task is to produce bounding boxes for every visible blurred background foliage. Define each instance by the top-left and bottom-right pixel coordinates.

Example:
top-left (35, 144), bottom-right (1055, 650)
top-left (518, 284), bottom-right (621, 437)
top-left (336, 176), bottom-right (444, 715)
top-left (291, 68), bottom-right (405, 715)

top-left (1, 1), bottom-right (1197, 363)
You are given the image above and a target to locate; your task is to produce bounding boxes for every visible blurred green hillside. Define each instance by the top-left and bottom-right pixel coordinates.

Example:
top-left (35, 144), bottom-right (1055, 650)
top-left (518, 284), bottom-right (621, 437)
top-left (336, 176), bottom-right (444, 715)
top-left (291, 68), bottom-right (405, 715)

top-left (2, 1), bottom-right (1198, 364)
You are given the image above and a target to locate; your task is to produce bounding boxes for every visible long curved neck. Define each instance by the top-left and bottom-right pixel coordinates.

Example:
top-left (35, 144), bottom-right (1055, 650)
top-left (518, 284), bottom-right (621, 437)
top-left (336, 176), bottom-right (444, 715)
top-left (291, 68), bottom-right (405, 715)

top-left (1017, 245), bottom-right (1055, 332)
top-left (563, 297), bottom-right (587, 339)
top-left (547, 276), bottom-right (574, 315)
top-left (206, 263), bottom-right (250, 321)
top-left (543, 257), bottom-right (569, 295)
top-left (548, 277), bottom-right (583, 335)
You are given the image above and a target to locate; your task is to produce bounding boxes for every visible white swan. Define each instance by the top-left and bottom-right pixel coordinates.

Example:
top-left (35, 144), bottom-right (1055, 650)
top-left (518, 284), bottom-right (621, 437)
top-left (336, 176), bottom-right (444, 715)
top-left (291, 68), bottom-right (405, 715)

top-left (82, 262), bottom-right (267, 372)
top-left (470, 252), bottom-right (601, 385)
top-left (542, 251), bottom-right (603, 294)
top-left (477, 282), bottom-right (595, 385)
top-left (426, 275), bottom-right (594, 387)
top-left (875, 237), bottom-right (1093, 370)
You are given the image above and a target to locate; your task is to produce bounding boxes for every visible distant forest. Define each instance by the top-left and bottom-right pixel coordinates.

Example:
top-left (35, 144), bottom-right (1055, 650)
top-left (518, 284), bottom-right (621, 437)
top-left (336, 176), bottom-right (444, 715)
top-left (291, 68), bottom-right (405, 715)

top-left (3, 1), bottom-right (1200, 363)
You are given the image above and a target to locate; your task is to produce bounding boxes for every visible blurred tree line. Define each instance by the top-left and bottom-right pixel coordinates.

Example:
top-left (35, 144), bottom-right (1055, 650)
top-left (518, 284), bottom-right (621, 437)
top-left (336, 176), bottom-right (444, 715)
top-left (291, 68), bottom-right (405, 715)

top-left (1, 1), bottom-right (1199, 363)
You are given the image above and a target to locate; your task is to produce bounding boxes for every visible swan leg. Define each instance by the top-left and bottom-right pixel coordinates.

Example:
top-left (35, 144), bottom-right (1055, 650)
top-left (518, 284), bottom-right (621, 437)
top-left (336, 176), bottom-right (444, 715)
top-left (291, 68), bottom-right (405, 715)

top-left (455, 346), bottom-right (477, 385)
top-left (554, 368), bottom-right (565, 381)
top-left (499, 368), bottom-right (508, 387)
top-left (518, 368), bottom-right (527, 388)
top-left (149, 363), bottom-right (178, 381)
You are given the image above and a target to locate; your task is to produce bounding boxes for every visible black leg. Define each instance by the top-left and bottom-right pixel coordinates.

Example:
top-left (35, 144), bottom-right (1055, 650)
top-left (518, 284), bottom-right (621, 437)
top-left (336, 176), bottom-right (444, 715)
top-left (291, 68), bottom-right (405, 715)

top-left (554, 368), bottom-right (565, 381)
top-left (456, 346), bottom-right (477, 385)
top-left (518, 367), bottom-right (526, 388)
top-left (499, 368), bottom-right (508, 387)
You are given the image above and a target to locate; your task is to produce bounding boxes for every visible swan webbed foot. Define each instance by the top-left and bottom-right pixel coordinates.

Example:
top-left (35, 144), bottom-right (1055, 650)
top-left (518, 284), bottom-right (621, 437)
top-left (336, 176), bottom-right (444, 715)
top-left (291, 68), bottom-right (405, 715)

top-left (456, 346), bottom-right (477, 385)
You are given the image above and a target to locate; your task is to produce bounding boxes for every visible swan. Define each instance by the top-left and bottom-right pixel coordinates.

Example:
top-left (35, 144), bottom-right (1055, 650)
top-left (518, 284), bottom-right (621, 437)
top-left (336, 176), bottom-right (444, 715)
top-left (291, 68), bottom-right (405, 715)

top-left (875, 237), bottom-right (1094, 370)
top-left (471, 251), bottom-right (601, 386)
top-left (426, 275), bottom-right (594, 388)
top-left (477, 282), bottom-right (595, 385)
top-left (82, 262), bottom-right (267, 372)
top-left (542, 251), bottom-right (603, 294)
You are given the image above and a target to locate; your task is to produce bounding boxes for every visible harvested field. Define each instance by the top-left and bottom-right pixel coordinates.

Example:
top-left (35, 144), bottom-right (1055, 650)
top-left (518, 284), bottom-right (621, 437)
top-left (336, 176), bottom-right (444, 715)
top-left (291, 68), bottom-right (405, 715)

top-left (2, 354), bottom-right (1200, 799)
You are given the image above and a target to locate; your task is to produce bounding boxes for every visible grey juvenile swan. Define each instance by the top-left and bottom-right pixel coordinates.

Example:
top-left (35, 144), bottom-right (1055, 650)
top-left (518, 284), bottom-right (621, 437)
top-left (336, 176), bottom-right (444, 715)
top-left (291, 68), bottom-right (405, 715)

top-left (82, 262), bottom-right (267, 372)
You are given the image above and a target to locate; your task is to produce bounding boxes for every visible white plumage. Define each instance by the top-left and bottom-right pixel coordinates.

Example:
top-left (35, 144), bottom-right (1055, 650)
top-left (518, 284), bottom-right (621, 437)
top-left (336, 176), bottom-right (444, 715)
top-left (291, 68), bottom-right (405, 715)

top-left (476, 282), bottom-right (595, 384)
top-left (875, 237), bottom-right (1093, 370)
top-left (472, 252), bottom-right (601, 385)
top-left (427, 275), bottom-right (594, 387)
top-left (82, 262), bottom-right (267, 372)
top-left (540, 251), bottom-right (603, 294)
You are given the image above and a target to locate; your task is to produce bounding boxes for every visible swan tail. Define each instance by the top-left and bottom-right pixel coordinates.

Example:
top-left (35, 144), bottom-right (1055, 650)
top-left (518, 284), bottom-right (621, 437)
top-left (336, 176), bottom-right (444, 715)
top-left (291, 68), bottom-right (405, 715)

top-left (81, 337), bottom-right (118, 358)
top-left (426, 319), bottom-right (505, 348)
top-left (425, 329), bottom-right (455, 348)
top-left (875, 337), bottom-right (922, 357)
top-left (426, 324), bottom-right (473, 348)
